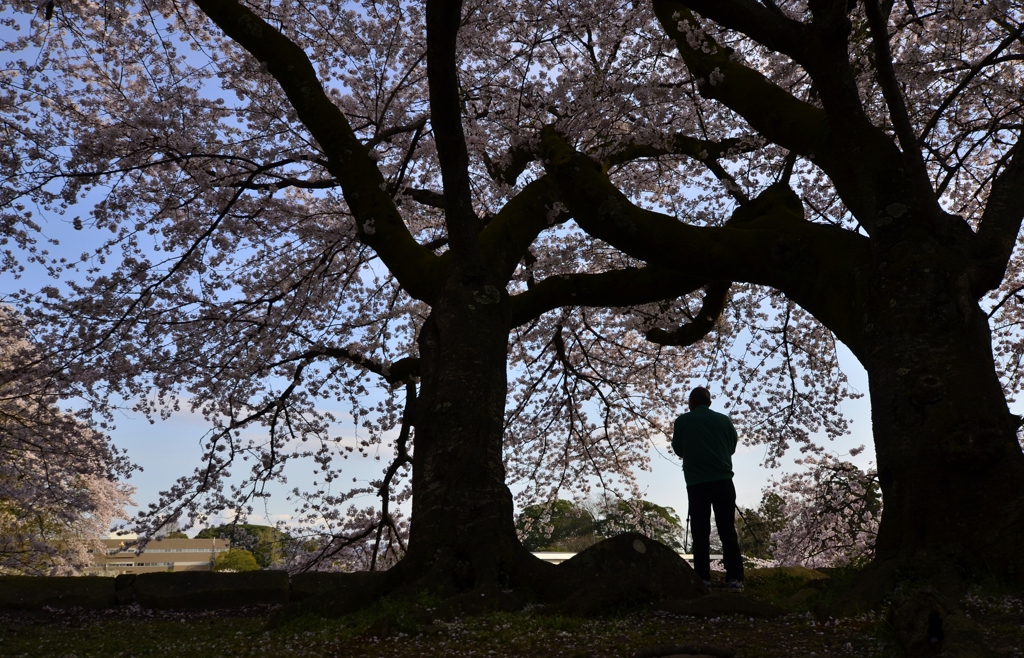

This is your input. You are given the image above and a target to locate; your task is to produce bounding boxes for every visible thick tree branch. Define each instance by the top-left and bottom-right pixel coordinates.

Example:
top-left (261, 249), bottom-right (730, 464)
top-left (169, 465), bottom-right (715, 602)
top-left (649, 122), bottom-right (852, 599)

top-left (604, 134), bottom-right (754, 202)
top-left (192, 0), bottom-right (443, 303)
top-left (863, 0), bottom-right (938, 212)
top-left (976, 139), bottom-right (1024, 294)
top-left (403, 187), bottom-right (447, 209)
top-left (646, 281), bottom-right (730, 347)
top-left (366, 116), bottom-right (428, 148)
top-left (540, 129), bottom-right (871, 347)
top-left (653, 1), bottom-right (828, 159)
top-left (301, 346), bottom-right (419, 386)
top-left (236, 176), bottom-right (338, 191)
top-left (603, 135), bottom-right (746, 168)
top-left (384, 357), bottom-right (421, 385)
top-left (642, 183), bottom-right (806, 347)
top-left (426, 0), bottom-right (480, 266)
top-left (484, 131), bottom-right (753, 192)
top-left (673, 0), bottom-right (809, 62)
top-left (370, 381), bottom-right (415, 571)
top-left (479, 176), bottom-right (568, 283)
top-left (862, 2), bottom-right (912, 142)
top-left (509, 266), bottom-right (705, 327)
top-left (678, 0), bottom-right (867, 135)
top-left (610, 134), bottom-right (757, 203)
top-left (483, 143), bottom-right (536, 186)
top-left (421, 236), bottom-right (450, 252)
top-left (656, 1), bottom-right (940, 233)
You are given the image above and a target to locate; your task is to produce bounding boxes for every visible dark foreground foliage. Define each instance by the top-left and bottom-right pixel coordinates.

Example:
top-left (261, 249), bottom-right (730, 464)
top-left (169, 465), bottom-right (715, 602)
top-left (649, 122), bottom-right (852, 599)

top-left (1, 571), bottom-right (1021, 658)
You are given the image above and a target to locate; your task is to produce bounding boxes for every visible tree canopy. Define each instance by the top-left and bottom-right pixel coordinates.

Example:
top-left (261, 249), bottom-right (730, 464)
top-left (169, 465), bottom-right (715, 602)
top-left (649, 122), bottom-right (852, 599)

top-left (596, 499), bottom-right (685, 552)
top-left (0, 307), bottom-right (134, 574)
top-left (213, 547), bottom-right (260, 572)
top-left (736, 492), bottom-right (787, 563)
top-left (196, 523), bottom-right (291, 568)
top-left (515, 498), bottom-right (683, 552)
top-left (2, 0), bottom-right (1023, 614)
top-left (516, 500), bottom-right (597, 552)
top-left (1, 0), bottom-right (854, 563)
top-left (766, 455), bottom-right (881, 568)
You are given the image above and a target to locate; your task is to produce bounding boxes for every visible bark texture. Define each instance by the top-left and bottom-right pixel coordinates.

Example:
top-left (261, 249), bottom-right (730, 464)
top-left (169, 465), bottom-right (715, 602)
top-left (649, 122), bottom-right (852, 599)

top-left (406, 273), bottom-right (544, 594)
top-left (856, 247), bottom-right (1024, 579)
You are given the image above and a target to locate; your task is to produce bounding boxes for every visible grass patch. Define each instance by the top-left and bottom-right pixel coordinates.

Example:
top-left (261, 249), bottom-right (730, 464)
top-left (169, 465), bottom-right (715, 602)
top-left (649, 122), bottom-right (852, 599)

top-left (0, 592), bottom-right (897, 658)
top-left (0, 611), bottom-right (269, 658)
top-left (10, 571), bottom-right (1024, 658)
top-left (3, 567), bottom-right (1018, 657)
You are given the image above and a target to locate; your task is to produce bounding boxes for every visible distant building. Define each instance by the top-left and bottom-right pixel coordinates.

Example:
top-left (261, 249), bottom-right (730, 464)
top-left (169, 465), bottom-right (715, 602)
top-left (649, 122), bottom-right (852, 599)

top-left (83, 537), bottom-right (230, 576)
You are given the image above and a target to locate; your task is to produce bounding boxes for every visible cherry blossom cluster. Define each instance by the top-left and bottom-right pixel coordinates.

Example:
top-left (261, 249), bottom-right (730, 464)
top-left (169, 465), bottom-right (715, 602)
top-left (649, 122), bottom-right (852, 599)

top-left (766, 453), bottom-right (881, 568)
top-left (0, 307), bottom-right (135, 573)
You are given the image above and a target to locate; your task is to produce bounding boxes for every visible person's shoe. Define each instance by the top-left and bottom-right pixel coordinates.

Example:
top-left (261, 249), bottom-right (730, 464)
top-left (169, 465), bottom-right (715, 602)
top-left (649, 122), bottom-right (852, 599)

top-left (726, 579), bottom-right (744, 593)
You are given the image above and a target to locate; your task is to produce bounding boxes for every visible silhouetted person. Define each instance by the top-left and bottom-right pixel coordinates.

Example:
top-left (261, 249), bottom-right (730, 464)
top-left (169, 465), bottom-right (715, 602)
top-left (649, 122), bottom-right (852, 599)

top-left (672, 386), bottom-right (744, 592)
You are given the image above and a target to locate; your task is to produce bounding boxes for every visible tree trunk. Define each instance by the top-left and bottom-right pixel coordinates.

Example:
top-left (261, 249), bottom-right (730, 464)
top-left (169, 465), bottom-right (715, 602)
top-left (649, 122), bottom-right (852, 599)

top-left (404, 274), bottom-right (544, 594)
top-left (858, 258), bottom-right (1024, 583)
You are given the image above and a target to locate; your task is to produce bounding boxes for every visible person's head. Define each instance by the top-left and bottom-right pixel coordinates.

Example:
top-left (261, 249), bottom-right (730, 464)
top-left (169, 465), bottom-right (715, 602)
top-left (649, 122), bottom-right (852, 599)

top-left (688, 386), bottom-right (712, 410)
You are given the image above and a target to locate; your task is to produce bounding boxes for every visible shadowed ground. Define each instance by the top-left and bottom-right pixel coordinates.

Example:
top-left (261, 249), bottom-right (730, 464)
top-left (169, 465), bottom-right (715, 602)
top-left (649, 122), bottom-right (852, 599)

top-left (1, 569), bottom-right (1021, 657)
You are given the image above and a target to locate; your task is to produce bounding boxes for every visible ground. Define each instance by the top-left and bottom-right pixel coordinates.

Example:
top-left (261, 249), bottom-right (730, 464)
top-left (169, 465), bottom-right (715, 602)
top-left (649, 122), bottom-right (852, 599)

top-left (0, 570), bottom-right (1021, 657)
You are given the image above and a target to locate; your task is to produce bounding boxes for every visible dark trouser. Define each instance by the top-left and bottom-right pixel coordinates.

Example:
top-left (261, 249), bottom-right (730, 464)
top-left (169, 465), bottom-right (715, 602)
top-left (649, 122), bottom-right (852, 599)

top-left (687, 478), bottom-right (744, 582)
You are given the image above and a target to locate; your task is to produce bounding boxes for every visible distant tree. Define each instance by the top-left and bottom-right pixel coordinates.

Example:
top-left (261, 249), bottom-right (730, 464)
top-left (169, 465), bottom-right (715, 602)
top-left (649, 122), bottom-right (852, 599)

top-left (595, 499), bottom-right (685, 552)
top-left (0, 308), bottom-right (135, 574)
top-left (768, 455), bottom-right (881, 568)
top-left (163, 531), bottom-right (189, 539)
top-left (196, 523), bottom-right (291, 568)
top-left (213, 548), bottom-right (260, 572)
top-left (736, 493), bottom-right (787, 561)
top-left (516, 500), bottom-right (597, 552)
top-left (153, 517), bottom-right (184, 538)
top-left (516, 498), bottom-right (685, 552)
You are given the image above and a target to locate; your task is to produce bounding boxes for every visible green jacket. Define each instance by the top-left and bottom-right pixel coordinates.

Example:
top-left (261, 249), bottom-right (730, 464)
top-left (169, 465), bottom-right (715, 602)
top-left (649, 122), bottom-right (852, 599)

top-left (671, 405), bottom-right (738, 486)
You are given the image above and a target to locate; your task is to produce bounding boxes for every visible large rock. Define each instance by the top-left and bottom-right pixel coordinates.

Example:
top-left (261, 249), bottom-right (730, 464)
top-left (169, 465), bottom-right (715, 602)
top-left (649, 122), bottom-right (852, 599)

top-left (0, 576), bottom-right (117, 609)
top-left (133, 570), bottom-right (289, 609)
top-left (544, 533), bottom-right (707, 615)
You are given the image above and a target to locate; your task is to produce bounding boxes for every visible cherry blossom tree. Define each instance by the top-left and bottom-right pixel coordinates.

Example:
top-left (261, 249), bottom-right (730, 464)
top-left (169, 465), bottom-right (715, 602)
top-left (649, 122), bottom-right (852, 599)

top-left (767, 454), bottom-right (880, 568)
top-left (0, 307), bottom-right (135, 574)
top-left (540, 0), bottom-right (1024, 585)
top-left (2, 0), bottom-right (1023, 612)
top-left (2, 0), bottom-right (813, 594)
